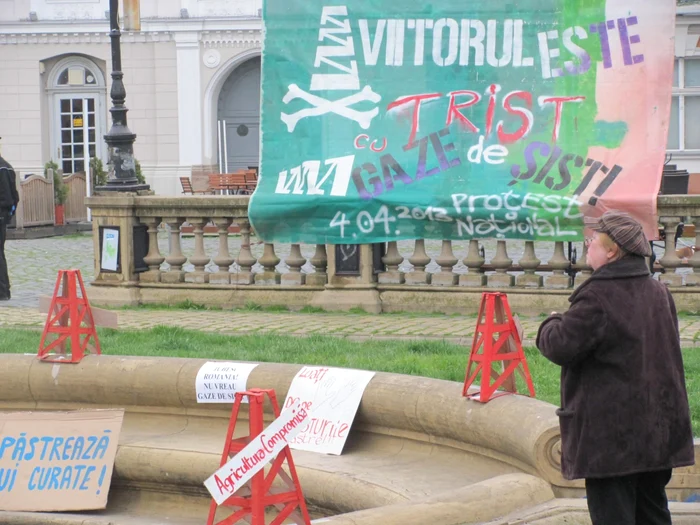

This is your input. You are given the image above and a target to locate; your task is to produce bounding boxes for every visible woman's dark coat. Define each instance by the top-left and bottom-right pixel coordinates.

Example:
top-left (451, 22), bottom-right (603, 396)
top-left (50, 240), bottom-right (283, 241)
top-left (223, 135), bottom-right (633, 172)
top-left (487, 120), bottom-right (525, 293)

top-left (536, 255), bottom-right (695, 480)
top-left (0, 155), bottom-right (18, 217)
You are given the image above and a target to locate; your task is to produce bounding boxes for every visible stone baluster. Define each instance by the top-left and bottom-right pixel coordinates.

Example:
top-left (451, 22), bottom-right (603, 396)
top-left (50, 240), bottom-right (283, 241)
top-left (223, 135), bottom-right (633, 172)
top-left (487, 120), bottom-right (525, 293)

top-left (281, 244), bottom-right (306, 286)
top-left (515, 241), bottom-right (542, 287)
top-left (306, 244), bottom-right (328, 286)
top-left (544, 241), bottom-right (570, 289)
top-left (573, 243), bottom-right (592, 287)
top-left (432, 240), bottom-right (458, 286)
top-left (378, 241), bottom-right (405, 284)
top-left (140, 217), bottom-right (164, 283)
top-left (487, 240), bottom-right (514, 287)
top-left (255, 243), bottom-right (281, 285)
top-left (658, 216), bottom-right (684, 286)
top-left (161, 217), bottom-right (187, 283)
top-left (685, 217), bottom-right (700, 286)
top-left (210, 218), bottom-right (234, 284)
top-left (185, 218), bottom-right (211, 283)
top-left (233, 220), bottom-right (257, 285)
top-left (460, 240), bottom-right (486, 286)
top-left (405, 239), bottom-right (431, 285)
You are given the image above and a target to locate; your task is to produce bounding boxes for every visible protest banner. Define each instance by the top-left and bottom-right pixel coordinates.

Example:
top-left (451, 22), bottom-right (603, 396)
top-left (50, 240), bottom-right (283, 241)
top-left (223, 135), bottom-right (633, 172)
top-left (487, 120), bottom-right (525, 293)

top-left (204, 399), bottom-right (309, 505)
top-left (283, 367), bottom-right (375, 455)
top-left (250, 0), bottom-right (675, 244)
top-left (0, 409), bottom-right (124, 512)
top-left (195, 362), bottom-right (259, 403)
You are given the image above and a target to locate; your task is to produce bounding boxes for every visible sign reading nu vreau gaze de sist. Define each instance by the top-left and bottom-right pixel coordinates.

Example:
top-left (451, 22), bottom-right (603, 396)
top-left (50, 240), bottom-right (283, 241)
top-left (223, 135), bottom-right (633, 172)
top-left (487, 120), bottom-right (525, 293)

top-left (250, 0), bottom-right (675, 244)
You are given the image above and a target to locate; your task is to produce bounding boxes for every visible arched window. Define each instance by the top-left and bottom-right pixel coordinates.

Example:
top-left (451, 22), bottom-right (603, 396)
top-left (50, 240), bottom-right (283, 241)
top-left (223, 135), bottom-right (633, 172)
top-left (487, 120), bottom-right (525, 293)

top-left (47, 57), bottom-right (107, 175)
top-left (55, 65), bottom-right (100, 87)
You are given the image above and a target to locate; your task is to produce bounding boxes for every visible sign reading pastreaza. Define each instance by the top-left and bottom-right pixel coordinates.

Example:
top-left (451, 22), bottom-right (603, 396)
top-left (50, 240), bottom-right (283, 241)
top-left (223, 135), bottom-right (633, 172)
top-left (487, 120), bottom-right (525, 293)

top-left (0, 410), bottom-right (124, 512)
top-left (250, 1), bottom-right (674, 244)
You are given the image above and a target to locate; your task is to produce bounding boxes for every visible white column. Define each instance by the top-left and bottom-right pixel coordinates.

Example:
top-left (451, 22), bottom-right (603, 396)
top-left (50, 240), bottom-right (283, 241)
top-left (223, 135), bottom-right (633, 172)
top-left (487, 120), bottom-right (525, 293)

top-left (82, 98), bottom-right (92, 221)
top-left (174, 31), bottom-right (203, 166)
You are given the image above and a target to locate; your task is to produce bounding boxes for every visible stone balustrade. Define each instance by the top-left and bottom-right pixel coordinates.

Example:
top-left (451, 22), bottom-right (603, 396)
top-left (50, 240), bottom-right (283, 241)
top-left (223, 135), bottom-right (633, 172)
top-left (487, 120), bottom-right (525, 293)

top-left (85, 194), bottom-right (700, 313)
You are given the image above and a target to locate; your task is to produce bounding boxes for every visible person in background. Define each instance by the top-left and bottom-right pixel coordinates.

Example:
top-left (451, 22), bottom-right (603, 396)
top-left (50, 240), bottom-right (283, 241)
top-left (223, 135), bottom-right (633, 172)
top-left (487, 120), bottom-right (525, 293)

top-left (536, 211), bottom-right (694, 525)
top-left (0, 139), bottom-right (19, 301)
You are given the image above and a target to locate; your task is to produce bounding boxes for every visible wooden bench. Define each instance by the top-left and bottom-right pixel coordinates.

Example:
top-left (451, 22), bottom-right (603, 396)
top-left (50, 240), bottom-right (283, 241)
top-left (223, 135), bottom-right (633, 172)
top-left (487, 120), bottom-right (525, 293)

top-left (207, 174), bottom-right (226, 194)
top-left (208, 171), bottom-right (258, 194)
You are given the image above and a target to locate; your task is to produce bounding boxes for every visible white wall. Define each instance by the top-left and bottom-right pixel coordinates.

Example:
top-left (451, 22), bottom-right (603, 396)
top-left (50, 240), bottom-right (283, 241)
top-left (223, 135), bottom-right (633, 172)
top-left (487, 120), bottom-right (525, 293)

top-left (1, 0), bottom-right (262, 21)
top-left (675, 12), bottom-right (700, 175)
top-left (0, 6), bottom-right (262, 194)
top-left (0, 0), bottom-right (29, 22)
top-left (0, 36), bottom-right (180, 179)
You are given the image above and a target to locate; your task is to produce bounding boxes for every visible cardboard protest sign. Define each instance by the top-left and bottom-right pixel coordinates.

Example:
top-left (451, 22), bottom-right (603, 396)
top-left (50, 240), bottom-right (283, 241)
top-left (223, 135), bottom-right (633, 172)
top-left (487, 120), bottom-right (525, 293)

top-left (513, 314), bottom-right (525, 344)
top-left (0, 409), bottom-right (124, 512)
top-left (204, 399), bottom-right (309, 505)
top-left (195, 362), bottom-right (259, 403)
top-left (250, 0), bottom-right (675, 243)
top-left (284, 367), bottom-right (375, 455)
top-left (39, 295), bottom-right (118, 329)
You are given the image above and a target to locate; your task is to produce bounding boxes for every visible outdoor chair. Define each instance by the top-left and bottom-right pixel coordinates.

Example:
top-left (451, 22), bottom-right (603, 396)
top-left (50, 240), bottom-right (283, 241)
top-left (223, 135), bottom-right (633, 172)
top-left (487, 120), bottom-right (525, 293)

top-left (208, 173), bottom-right (242, 194)
top-left (210, 171), bottom-right (255, 194)
top-left (222, 172), bottom-right (248, 194)
top-left (243, 169), bottom-right (258, 193)
top-left (180, 177), bottom-right (211, 195)
top-left (208, 174), bottom-right (225, 194)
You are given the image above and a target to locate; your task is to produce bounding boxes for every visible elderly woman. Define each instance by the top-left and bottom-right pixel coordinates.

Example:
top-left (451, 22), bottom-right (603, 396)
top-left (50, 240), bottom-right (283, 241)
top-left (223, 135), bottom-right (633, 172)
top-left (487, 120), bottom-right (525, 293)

top-left (536, 211), bottom-right (695, 525)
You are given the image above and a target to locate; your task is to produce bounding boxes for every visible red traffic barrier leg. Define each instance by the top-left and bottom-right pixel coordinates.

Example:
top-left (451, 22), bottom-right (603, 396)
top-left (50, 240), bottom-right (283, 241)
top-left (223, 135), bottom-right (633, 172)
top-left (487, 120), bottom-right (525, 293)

top-left (37, 270), bottom-right (100, 364)
top-left (207, 389), bottom-right (311, 525)
top-left (462, 292), bottom-right (535, 403)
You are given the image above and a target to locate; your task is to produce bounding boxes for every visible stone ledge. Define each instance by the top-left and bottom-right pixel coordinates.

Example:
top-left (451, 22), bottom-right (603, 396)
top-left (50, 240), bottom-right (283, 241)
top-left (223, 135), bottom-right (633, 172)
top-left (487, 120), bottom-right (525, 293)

top-left (3, 354), bottom-right (697, 498)
top-left (0, 355), bottom-right (697, 524)
top-left (85, 280), bottom-right (700, 315)
top-left (0, 355), bottom-right (561, 483)
top-left (483, 498), bottom-right (700, 525)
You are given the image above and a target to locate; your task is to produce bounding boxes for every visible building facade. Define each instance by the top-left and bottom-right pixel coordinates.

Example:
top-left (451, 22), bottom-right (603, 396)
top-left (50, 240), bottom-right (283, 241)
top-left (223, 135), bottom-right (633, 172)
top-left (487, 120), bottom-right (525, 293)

top-left (0, 1), bottom-right (699, 195)
top-left (673, 3), bottom-right (700, 175)
top-left (0, 0), bottom-right (261, 195)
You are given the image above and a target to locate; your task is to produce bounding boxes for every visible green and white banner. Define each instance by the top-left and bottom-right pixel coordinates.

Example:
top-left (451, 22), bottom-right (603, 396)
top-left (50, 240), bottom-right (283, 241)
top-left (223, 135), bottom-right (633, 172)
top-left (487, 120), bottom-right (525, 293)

top-left (249, 0), bottom-right (675, 244)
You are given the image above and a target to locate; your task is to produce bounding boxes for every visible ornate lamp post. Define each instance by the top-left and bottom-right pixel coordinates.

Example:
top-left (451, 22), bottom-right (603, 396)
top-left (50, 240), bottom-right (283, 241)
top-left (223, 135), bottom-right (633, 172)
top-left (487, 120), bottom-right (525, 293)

top-left (97, 0), bottom-right (149, 192)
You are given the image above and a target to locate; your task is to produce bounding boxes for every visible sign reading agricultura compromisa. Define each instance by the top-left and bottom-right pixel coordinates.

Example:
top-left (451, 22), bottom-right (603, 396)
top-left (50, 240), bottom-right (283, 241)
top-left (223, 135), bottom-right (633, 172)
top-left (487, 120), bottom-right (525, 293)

top-left (250, 0), bottom-right (675, 244)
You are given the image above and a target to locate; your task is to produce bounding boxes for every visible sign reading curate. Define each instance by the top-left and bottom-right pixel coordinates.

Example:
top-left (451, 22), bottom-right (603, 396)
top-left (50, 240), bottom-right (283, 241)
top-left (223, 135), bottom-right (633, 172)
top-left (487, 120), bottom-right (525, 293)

top-left (204, 400), bottom-right (309, 505)
top-left (283, 366), bottom-right (375, 455)
top-left (0, 409), bottom-right (124, 512)
top-left (250, 0), bottom-right (675, 244)
top-left (195, 362), bottom-right (259, 403)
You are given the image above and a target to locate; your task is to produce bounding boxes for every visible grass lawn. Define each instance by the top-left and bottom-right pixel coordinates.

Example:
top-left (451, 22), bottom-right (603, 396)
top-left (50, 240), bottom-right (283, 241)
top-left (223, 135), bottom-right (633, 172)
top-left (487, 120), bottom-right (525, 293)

top-left (1, 326), bottom-right (698, 436)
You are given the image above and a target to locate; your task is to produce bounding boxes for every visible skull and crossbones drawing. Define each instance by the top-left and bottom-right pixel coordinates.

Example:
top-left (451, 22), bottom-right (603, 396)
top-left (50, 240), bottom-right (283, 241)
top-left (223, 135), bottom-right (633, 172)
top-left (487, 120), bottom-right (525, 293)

top-left (280, 84), bottom-right (382, 132)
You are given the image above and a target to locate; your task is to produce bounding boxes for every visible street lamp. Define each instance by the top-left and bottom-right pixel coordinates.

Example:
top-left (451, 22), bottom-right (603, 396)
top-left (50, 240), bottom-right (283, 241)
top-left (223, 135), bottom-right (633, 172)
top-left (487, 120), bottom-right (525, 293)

top-left (97, 0), bottom-right (149, 192)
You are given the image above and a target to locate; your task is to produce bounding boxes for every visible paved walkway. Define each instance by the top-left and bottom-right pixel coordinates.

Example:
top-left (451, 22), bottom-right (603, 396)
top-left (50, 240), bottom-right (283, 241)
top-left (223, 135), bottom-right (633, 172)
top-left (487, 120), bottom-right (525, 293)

top-left (2, 306), bottom-right (700, 347)
top-left (3, 232), bottom-right (683, 309)
top-left (2, 232), bottom-right (699, 346)
top-left (3, 233), bottom-right (529, 307)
